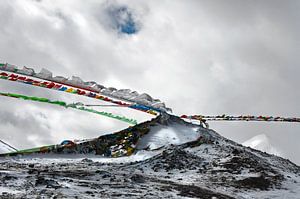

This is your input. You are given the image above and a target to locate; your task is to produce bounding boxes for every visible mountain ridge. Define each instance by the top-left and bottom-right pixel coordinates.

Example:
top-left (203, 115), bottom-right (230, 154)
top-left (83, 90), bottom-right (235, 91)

top-left (0, 115), bottom-right (299, 198)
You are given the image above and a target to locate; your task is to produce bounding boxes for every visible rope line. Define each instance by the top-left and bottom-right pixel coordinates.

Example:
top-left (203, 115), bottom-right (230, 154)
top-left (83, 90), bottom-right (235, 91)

top-left (0, 69), bottom-right (159, 115)
top-left (84, 104), bottom-right (131, 107)
top-left (0, 92), bottom-right (138, 125)
top-left (181, 115), bottom-right (300, 123)
top-left (0, 139), bottom-right (18, 152)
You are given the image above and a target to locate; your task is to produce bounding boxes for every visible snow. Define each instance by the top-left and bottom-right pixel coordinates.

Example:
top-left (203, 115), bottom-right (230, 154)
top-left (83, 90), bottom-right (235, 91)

top-left (243, 134), bottom-right (282, 156)
top-left (0, 66), bottom-right (299, 198)
top-left (4, 150), bottom-right (161, 165)
top-left (0, 121), bottom-right (299, 198)
top-left (136, 124), bottom-right (200, 150)
top-left (17, 66), bottom-right (34, 76)
top-left (0, 186), bottom-right (20, 195)
top-left (67, 76), bottom-right (84, 85)
top-left (35, 68), bottom-right (52, 79)
top-left (52, 75), bottom-right (67, 82)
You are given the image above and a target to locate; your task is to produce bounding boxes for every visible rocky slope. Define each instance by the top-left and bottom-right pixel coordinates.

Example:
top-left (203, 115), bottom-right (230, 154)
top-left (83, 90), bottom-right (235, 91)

top-left (0, 115), bottom-right (299, 198)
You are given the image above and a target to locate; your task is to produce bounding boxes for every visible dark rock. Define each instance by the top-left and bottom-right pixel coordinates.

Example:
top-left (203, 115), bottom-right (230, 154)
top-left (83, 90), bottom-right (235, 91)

top-left (35, 176), bottom-right (61, 189)
top-left (234, 175), bottom-right (271, 190)
top-left (130, 174), bottom-right (145, 183)
top-left (28, 164), bottom-right (35, 168)
top-left (2, 175), bottom-right (17, 181)
top-left (81, 158), bottom-right (93, 163)
top-left (148, 147), bottom-right (204, 172)
top-left (232, 149), bottom-right (241, 155)
top-left (174, 184), bottom-right (234, 199)
top-left (85, 191), bottom-right (94, 195)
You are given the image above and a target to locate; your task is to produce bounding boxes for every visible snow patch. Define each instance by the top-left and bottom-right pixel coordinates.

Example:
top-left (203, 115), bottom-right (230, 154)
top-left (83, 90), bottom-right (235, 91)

top-left (0, 186), bottom-right (21, 194)
top-left (137, 124), bottom-right (200, 150)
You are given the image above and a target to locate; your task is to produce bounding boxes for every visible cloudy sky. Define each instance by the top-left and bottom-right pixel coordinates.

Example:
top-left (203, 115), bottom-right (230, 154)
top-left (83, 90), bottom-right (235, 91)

top-left (0, 0), bottom-right (299, 163)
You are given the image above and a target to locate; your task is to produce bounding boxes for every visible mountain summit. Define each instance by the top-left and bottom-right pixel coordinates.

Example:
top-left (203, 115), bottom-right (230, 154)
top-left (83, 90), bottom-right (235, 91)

top-left (243, 134), bottom-right (282, 156)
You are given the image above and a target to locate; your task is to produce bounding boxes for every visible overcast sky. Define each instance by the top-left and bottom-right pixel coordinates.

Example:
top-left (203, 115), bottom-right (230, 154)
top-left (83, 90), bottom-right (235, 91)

top-left (0, 0), bottom-right (299, 164)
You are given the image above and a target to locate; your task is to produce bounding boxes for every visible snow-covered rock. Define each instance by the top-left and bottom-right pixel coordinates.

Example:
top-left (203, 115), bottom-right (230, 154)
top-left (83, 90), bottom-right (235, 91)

top-left (35, 68), bottom-right (53, 79)
top-left (0, 63), bottom-right (6, 70)
top-left (152, 102), bottom-right (167, 110)
top-left (134, 93), bottom-right (153, 102)
top-left (84, 81), bottom-right (104, 91)
top-left (18, 66), bottom-right (35, 76)
top-left (101, 87), bottom-right (117, 95)
top-left (110, 89), bottom-right (132, 99)
top-left (66, 76), bottom-right (84, 86)
top-left (0, 63), bottom-right (171, 112)
top-left (52, 76), bottom-right (67, 82)
top-left (4, 64), bottom-right (17, 72)
top-left (0, 116), bottom-right (299, 198)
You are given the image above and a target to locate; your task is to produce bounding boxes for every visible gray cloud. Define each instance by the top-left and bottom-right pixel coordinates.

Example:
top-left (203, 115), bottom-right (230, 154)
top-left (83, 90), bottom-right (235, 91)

top-left (0, 0), bottom-right (299, 163)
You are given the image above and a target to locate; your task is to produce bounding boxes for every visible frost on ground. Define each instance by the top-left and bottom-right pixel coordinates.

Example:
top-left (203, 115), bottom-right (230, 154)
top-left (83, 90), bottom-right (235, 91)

top-left (0, 115), bottom-right (299, 199)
